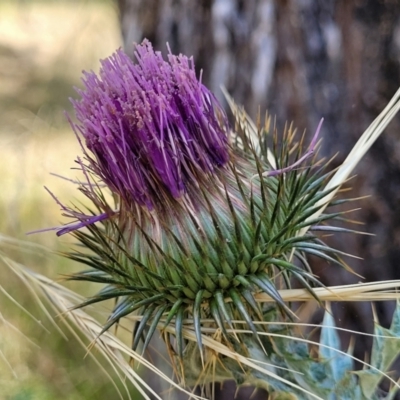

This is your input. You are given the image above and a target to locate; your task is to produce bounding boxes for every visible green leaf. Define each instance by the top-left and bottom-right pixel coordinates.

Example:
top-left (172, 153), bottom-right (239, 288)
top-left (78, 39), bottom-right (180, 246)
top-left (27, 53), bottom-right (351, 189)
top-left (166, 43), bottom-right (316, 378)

top-left (319, 308), bottom-right (353, 383)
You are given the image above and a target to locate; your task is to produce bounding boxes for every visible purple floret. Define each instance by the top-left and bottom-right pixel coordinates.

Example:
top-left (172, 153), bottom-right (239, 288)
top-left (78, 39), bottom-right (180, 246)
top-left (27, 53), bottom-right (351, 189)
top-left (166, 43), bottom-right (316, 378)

top-left (70, 40), bottom-right (230, 210)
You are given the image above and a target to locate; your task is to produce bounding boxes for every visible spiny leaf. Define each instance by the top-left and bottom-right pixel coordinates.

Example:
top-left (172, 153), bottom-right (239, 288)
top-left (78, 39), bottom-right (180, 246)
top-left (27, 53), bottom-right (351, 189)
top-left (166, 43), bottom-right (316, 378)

top-left (215, 290), bottom-right (235, 333)
top-left (229, 288), bottom-right (259, 339)
top-left (132, 305), bottom-right (157, 351)
top-left (101, 294), bottom-right (165, 334)
top-left (193, 289), bottom-right (205, 360)
top-left (210, 298), bottom-right (229, 339)
top-left (141, 305), bottom-right (167, 355)
top-left (163, 298), bottom-right (184, 329)
top-left (247, 274), bottom-right (290, 316)
top-left (241, 289), bottom-right (262, 320)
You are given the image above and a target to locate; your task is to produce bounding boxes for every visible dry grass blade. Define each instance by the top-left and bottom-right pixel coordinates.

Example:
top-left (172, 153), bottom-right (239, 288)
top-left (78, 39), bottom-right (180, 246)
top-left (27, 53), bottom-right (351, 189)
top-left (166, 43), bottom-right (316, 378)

top-left (2, 252), bottom-right (205, 400)
top-left (299, 87), bottom-right (400, 236)
top-left (255, 280), bottom-right (400, 303)
top-left (0, 283), bottom-right (50, 332)
top-left (0, 345), bottom-right (17, 379)
top-left (0, 311), bottom-right (41, 350)
top-left (1, 254), bottom-right (68, 339)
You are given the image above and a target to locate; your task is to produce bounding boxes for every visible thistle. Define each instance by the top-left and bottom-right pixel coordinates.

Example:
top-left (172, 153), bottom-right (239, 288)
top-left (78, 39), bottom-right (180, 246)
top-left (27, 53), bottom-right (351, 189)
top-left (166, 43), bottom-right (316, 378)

top-left (50, 40), bottom-right (400, 398)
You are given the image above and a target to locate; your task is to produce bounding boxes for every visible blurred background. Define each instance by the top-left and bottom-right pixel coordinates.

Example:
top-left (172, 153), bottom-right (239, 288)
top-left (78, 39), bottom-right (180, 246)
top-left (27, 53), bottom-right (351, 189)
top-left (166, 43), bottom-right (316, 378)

top-left (1, 0), bottom-right (400, 399)
top-left (0, 1), bottom-right (126, 399)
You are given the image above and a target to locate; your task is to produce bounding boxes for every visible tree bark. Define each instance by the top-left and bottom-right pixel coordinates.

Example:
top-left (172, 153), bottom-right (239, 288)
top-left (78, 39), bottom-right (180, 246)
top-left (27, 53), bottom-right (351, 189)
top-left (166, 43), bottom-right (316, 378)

top-left (117, 0), bottom-right (400, 398)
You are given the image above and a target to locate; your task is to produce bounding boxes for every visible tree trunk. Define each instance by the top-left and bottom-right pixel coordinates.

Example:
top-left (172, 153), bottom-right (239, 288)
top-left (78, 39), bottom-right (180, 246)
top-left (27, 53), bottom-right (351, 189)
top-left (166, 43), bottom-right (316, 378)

top-left (117, 0), bottom-right (400, 398)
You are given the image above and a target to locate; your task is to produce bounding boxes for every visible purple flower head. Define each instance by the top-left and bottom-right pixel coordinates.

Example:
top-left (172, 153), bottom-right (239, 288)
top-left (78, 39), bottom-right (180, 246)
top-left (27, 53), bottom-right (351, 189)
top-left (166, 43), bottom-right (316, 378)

top-left (70, 40), bottom-right (230, 211)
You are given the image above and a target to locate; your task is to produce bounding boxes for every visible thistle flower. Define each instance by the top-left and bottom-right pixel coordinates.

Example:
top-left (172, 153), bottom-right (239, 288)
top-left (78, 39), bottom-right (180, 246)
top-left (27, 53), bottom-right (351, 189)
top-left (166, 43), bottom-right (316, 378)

top-left (56, 40), bottom-right (360, 395)
top-left (71, 40), bottom-right (229, 213)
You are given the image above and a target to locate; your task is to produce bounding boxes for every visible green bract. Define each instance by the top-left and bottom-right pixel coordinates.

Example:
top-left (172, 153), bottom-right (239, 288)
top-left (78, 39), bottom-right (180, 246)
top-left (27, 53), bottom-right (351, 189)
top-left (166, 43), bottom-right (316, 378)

top-left (66, 115), bottom-right (346, 356)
